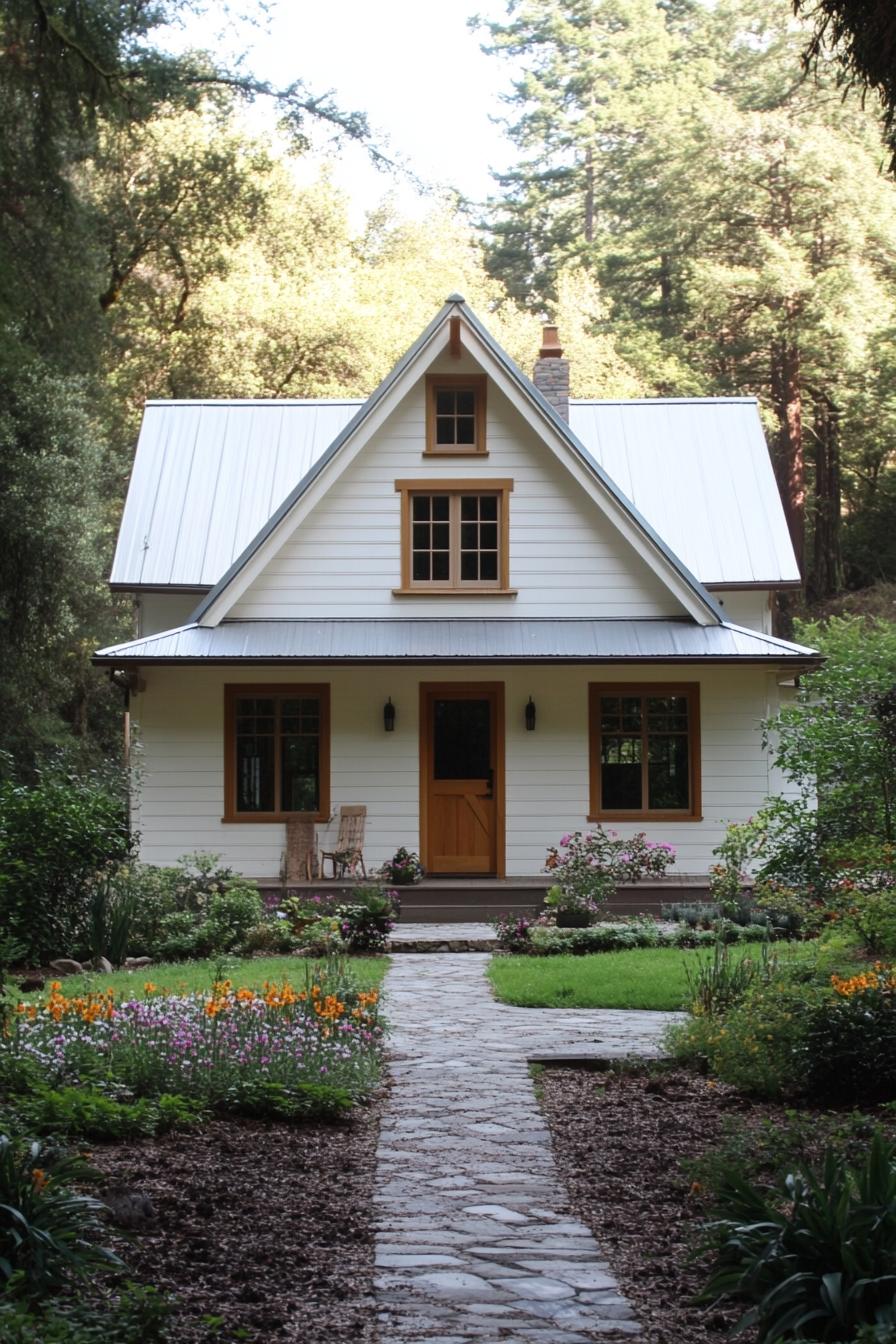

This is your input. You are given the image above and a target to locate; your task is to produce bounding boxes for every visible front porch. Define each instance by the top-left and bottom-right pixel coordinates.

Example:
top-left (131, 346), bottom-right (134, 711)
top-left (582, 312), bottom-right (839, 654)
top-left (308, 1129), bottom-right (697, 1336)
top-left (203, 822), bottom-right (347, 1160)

top-left (259, 874), bottom-right (713, 922)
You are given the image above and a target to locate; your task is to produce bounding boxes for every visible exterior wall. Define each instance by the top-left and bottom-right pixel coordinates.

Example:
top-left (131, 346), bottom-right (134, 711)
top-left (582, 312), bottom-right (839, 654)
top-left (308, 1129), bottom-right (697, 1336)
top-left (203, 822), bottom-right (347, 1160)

top-left (131, 661), bottom-right (784, 880)
top-left (228, 357), bottom-right (685, 621)
top-left (138, 593), bottom-right (204, 637)
top-left (713, 589), bottom-right (772, 635)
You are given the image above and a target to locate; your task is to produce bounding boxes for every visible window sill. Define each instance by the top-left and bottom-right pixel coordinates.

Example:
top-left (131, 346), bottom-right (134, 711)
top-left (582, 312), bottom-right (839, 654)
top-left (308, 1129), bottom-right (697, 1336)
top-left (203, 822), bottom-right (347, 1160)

top-left (392, 587), bottom-right (518, 598)
top-left (222, 811), bottom-right (328, 824)
top-left (587, 812), bottom-right (703, 824)
top-left (422, 448), bottom-right (489, 458)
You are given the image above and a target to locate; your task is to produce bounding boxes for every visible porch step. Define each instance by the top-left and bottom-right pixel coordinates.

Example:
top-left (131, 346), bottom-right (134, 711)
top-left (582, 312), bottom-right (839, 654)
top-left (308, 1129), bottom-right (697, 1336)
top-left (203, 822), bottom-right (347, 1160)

top-left (262, 876), bottom-right (712, 922)
top-left (388, 922), bottom-right (496, 953)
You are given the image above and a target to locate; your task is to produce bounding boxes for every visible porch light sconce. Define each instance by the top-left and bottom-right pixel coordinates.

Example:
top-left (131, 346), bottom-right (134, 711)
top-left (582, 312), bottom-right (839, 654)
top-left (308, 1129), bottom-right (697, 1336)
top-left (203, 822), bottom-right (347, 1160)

top-left (525, 696), bottom-right (536, 732)
top-left (383, 698), bottom-right (396, 732)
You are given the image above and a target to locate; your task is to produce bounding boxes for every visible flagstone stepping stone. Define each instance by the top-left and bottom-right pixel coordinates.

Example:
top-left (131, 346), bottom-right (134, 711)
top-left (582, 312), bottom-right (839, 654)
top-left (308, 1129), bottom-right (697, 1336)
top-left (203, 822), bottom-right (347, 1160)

top-left (374, 952), bottom-right (678, 1341)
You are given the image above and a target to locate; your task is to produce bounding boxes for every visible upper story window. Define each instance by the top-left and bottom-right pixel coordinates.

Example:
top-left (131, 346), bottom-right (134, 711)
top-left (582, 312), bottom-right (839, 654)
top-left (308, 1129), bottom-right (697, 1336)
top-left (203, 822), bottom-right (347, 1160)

top-left (224, 684), bottom-right (330, 822)
top-left (425, 375), bottom-right (487, 455)
top-left (394, 479), bottom-right (514, 595)
top-left (588, 683), bottom-right (701, 821)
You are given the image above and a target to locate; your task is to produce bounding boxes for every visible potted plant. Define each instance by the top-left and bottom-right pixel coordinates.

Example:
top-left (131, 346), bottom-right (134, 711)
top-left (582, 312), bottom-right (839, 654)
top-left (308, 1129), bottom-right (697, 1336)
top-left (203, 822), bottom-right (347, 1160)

top-left (543, 885), bottom-right (600, 928)
top-left (380, 847), bottom-right (424, 886)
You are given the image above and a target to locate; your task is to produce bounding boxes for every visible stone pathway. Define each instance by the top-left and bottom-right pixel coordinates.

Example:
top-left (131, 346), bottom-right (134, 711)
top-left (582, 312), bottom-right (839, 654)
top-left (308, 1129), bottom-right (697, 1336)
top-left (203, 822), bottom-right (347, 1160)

top-left (389, 922), bottom-right (497, 943)
top-left (374, 953), bottom-right (679, 1343)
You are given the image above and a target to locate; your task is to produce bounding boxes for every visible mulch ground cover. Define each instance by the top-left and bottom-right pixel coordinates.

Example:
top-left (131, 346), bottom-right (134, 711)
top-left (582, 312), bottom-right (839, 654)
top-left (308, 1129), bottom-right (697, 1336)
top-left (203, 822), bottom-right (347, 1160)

top-left (94, 1103), bottom-right (382, 1344)
top-left (540, 1066), bottom-right (896, 1344)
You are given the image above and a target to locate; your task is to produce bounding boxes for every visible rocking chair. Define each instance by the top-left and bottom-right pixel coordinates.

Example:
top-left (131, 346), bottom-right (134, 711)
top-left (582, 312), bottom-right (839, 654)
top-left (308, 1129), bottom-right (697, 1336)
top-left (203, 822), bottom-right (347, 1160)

top-left (320, 805), bottom-right (367, 880)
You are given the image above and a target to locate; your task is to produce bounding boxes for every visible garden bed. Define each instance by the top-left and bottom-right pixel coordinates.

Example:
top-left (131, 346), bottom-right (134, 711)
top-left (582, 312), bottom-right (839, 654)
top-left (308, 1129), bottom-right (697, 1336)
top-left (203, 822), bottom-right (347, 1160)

top-left (94, 1104), bottom-right (382, 1342)
top-left (540, 1065), bottom-right (896, 1344)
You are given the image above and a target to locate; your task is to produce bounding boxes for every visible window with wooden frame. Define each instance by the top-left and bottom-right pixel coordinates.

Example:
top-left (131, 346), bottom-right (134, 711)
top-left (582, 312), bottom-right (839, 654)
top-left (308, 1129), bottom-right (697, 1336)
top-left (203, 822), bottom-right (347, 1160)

top-left (394, 479), bottom-right (514, 595)
top-left (425, 375), bottom-right (487, 455)
top-left (224, 685), bottom-right (330, 822)
top-left (588, 684), bottom-right (701, 821)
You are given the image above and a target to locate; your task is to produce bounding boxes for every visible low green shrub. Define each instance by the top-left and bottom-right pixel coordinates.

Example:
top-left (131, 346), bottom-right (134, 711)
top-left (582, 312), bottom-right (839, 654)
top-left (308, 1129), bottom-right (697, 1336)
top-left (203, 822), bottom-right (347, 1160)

top-left (293, 916), bottom-right (346, 956)
top-left (836, 887), bottom-right (896, 958)
top-left (529, 919), bottom-right (664, 955)
top-left (4, 1087), bottom-right (203, 1140)
top-left (702, 1132), bottom-right (896, 1343)
top-left (0, 1283), bottom-right (171, 1342)
top-left (334, 887), bottom-right (396, 952)
top-left (216, 1079), bottom-right (353, 1121)
top-left (0, 1136), bottom-right (122, 1296)
top-left (668, 976), bottom-right (822, 1097)
top-left (147, 873), bottom-right (264, 961)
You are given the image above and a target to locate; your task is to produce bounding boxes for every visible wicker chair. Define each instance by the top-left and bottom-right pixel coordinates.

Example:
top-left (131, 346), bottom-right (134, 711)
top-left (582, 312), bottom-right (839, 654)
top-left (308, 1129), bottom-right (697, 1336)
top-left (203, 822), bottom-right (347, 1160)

top-left (320, 805), bottom-right (367, 879)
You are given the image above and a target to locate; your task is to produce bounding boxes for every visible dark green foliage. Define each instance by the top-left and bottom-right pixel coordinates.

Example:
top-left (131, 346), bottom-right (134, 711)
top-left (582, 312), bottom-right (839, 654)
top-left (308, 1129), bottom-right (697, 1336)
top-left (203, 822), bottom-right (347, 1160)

top-left (0, 767), bottom-right (131, 963)
top-left (796, 0), bottom-right (896, 172)
top-left (215, 1079), bottom-right (353, 1122)
top-left (702, 1132), bottom-right (896, 1341)
top-left (0, 1136), bottom-right (122, 1296)
top-left (0, 1283), bottom-right (171, 1343)
top-left (2, 1088), bottom-right (203, 1141)
top-left (684, 941), bottom-right (777, 1018)
top-left (804, 977), bottom-right (896, 1105)
top-left (769, 618), bottom-right (896, 846)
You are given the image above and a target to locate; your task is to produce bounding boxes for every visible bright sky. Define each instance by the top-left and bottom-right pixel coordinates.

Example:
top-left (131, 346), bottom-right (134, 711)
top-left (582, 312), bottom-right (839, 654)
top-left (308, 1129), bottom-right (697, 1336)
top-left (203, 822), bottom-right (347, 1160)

top-left (172, 0), bottom-right (515, 219)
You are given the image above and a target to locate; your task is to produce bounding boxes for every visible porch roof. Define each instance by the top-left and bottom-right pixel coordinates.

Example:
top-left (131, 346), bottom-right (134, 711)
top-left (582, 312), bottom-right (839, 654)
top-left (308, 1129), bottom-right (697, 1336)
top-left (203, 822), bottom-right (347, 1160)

top-left (94, 618), bottom-right (819, 665)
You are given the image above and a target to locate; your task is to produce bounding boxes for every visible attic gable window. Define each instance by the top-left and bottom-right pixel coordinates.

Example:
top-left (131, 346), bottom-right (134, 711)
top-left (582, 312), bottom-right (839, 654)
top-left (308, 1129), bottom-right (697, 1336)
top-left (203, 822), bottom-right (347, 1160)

top-left (425, 375), bottom-right (487, 455)
top-left (588, 684), bottom-right (701, 821)
top-left (394, 479), bottom-right (515, 595)
top-left (224, 685), bottom-right (330, 823)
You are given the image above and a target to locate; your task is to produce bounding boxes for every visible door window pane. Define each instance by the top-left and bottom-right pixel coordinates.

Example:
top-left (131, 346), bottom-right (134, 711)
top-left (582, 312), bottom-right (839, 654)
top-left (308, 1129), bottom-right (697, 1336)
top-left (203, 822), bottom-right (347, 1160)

top-left (434, 699), bottom-right (490, 779)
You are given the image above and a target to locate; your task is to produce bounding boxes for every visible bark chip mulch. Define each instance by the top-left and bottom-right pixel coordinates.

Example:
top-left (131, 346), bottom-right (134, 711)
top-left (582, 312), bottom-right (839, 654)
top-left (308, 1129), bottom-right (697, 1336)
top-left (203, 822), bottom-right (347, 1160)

top-left (95, 1103), bottom-right (381, 1344)
top-left (540, 1067), bottom-right (772, 1344)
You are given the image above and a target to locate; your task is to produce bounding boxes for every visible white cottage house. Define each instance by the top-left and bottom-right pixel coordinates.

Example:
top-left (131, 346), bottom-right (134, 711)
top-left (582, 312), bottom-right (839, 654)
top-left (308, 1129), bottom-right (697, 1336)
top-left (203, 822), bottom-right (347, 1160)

top-left (96, 297), bottom-right (818, 917)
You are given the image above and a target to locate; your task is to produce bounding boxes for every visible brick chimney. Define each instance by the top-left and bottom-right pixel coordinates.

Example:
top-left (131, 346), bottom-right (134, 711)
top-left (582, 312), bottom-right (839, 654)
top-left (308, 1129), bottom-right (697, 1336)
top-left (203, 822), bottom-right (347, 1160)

top-left (532, 325), bottom-right (569, 421)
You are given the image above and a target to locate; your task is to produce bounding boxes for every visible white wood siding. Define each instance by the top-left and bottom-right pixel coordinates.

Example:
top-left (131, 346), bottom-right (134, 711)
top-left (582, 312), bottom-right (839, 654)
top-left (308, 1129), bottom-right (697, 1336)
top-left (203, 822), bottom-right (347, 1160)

top-left (229, 362), bottom-right (684, 621)
top-left (132, 663), bottom-right (784, 879)
top-left (139, 593), bottom-right (204, 637)
top-left (713, 589), bottom-right (772, 635)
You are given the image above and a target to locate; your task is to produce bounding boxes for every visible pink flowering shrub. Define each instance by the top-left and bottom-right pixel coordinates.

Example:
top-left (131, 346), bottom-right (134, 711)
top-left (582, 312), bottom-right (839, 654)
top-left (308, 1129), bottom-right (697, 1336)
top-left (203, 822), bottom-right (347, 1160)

top-left (544, 827), bottom-right (675, 917)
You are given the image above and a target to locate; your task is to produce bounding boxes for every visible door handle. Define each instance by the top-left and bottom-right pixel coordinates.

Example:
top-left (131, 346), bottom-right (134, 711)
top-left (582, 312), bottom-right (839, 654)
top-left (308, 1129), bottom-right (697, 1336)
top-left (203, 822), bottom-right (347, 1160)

top-left (484, 768), bottom-right (494, 799)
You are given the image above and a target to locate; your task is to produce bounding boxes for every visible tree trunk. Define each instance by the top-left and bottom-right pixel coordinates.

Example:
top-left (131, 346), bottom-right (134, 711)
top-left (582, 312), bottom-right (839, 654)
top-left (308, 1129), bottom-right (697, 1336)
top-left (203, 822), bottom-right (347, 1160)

top-left (770, 337), bottom-right (805, 578)
top-left (584, 145), bottom-right (594, 244)
top-left (808, 391), bottom-right (843, 600)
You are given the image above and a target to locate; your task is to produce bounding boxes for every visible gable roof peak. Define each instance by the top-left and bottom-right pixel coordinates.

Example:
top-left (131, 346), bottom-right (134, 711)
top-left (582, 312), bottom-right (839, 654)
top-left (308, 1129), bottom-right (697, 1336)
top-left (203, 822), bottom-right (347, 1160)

top-left (446, 292), bottom-right (466, 304)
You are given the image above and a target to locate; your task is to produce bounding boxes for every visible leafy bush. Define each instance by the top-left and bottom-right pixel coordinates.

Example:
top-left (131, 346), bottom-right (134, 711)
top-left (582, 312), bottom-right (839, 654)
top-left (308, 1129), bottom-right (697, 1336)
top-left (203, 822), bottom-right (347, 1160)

top-left (769, 617), bottom-right (896, 849)
top-left (0, 1283), bottom-right (171, 1343)
top-left (528, 918), bottom-right (664, 956)
top-left (804, 965), bottom-right (896, 1104)
top-left (216, 1078), bottom-right (353, 1121)
top-left (239, 917), bottom-right (295, 955)
top-left (0, 768), bottom-right (131, 963)
top-left (491, 912), bottom-right (547, 952)
top-left (668, 975), bottom-right (822, 1097)
top-left (0, 1136), bottom-right (122, 1296)
top-left (293, 916), bottom-right (346, 956)
top-left (662, 901), bottom-right (719, 928)
top-left (333, 886), bottom-right (396, 952)
top-left (702, 1132), bottom-right (896, 1343)
top-left (3, 1087), bottom-right (203, 1139)
top-left (202, 880), bottom-right (264, 952)
top-left (544, 827), bottom-right (675, 916)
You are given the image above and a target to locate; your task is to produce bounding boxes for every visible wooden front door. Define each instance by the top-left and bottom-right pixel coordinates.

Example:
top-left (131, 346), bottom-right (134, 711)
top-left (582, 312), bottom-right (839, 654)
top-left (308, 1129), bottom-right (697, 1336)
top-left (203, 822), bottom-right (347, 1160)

top-left (420, 683), bottom-right (504, 877)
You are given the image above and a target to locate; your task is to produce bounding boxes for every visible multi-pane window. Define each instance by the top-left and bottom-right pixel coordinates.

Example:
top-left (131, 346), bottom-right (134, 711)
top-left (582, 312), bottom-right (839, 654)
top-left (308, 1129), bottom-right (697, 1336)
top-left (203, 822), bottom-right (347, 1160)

top-left (425, 375), bottom-right (486, 455)
top-left (589, 684), bottom-right (700, 819)
top-left (396, 481), bottom-right (512, 591)
top-left (225, 686), bottom-right (330, 821)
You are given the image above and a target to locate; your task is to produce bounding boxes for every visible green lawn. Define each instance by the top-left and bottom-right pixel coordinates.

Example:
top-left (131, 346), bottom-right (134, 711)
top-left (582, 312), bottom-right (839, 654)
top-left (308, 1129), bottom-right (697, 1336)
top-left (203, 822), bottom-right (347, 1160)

top-left (23, 954), bottom-right (388, 1001)
top-left (487, 942), bottom-right (854, 1011)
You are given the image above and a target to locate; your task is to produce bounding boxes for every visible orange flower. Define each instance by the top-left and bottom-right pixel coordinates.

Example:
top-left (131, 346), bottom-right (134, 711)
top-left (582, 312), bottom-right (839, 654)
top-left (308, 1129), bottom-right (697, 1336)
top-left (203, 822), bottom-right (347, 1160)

top-left (32, 1168), bottom-right (48, 1193)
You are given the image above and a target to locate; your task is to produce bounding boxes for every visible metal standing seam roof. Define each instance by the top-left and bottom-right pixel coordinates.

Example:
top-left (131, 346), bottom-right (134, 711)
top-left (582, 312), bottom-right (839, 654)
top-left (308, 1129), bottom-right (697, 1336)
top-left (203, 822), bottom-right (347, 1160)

top-left (94, 619), bottom-right (819, 664)
top-left (109, 391), bottom-right (799, 592)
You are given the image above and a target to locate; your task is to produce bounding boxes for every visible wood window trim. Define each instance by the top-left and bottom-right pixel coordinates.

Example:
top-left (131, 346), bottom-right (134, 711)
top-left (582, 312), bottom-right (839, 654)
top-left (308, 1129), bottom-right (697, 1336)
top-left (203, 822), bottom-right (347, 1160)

top-left (587, 682), bottom-right (702, 822)
top-left (223, 683), bottom-right (330, 823)
top-left (424, 374), bottom-right (487, 456)
top-left (394, 478), bottom-right (514, 595)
